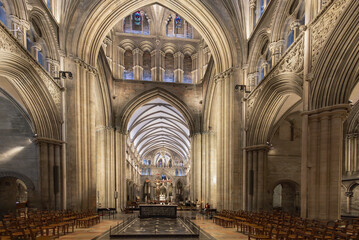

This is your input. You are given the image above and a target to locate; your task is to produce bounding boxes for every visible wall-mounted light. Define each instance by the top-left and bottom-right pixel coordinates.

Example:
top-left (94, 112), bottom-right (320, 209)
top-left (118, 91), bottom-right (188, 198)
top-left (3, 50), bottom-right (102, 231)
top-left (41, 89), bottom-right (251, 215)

top-left (54, 71), bottom-right (73, 80)
top-left (235, 85), bottom-right (251, 93)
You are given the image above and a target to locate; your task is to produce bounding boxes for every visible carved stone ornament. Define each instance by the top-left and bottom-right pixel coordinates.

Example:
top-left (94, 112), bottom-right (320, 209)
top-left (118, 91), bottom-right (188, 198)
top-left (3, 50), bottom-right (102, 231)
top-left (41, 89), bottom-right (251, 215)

top-left (0, 25), bottom-right (62, 112)
top-left (311, 0), bottom-right (350, 67)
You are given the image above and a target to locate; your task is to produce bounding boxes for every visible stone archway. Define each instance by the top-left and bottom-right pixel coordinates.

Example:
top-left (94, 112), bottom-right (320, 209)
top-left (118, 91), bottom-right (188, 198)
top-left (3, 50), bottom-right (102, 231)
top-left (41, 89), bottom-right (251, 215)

top-left (0, 171), bottom-right (36, 214)
top-left (272, 180), bottom-right (300, 215)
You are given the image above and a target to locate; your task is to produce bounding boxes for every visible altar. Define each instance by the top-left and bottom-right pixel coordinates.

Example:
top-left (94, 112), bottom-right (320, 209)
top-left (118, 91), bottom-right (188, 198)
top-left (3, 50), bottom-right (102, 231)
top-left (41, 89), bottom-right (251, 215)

top-left (139, 204), bottom-right (177, 218)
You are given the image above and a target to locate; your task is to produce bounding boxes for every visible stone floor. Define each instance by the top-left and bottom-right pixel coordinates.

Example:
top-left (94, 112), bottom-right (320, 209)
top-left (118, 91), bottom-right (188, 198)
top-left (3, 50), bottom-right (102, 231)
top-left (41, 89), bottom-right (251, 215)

top-left (57, 212), bottom-right (248, 240)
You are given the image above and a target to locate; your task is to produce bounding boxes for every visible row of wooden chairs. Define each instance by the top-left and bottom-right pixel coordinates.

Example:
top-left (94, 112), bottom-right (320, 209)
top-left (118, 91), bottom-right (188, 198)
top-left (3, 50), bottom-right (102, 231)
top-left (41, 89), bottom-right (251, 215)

top-left (212, 210), bottom-right (359, 239)
top-left (0, 209), bottom-right (100, 239)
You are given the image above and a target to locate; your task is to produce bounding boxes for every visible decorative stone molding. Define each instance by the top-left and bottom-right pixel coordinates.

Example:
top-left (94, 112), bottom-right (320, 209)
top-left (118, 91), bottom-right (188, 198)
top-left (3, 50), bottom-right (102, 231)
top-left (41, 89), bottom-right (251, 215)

top-left (74, 57), bottom-right (98, 75)
top-left (0, 23), bottom-right (62, 112)
top-left (266, 36), bottom-right (304, 81)
top-left (214, 67), bottom-right (234, 84)
top-left (311, 0), bottom-right (351, 67)
top-left (269, 40), bottom-right (285, 56)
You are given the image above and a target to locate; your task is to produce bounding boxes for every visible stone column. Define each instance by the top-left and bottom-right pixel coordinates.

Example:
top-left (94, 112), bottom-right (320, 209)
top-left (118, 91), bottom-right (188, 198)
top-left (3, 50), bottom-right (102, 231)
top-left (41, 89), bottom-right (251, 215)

top-left (159, 50), bottom-right (165, 82)
top-left (39, 141), bottom-right (49, 209)
top-left (303, 105), bottom-right (349, 220)
top-left (116, 132), bottom-right (127, 210)
top-left (174, 51), bottom-right (184, 83)
top-left (345, 191), bottom-right (353, 214)
top-left (246, 145), bottom-right (269, 211)
top-left (247, 73), bottom-right (258, 91)
top-left (9, 15), bottom-right (30, 48)
top-left (214, 68), bottom-right (235, 210)
top-left (54, 144), bottom-right (61, 210)
top-left (32, 43), bottom-right (41, 61)
top-left (118, 47), bottom-right (126, 79)
top-left (261, 62), bottom-right (269, 76)
top-left (269, 40), bottom-right (285, 66)
top-left (290, 20), bottom-right (301, 40)
top-left (191, 53), bottom-right (199, 84)
top-left (151, 50), bottom-right (157, 81)
top-left (250, 0), bottom-right (256, 31)
top-left (133, 48), bottom-right (144, 80)
top-left (65, 59), bottom-right (97, 210)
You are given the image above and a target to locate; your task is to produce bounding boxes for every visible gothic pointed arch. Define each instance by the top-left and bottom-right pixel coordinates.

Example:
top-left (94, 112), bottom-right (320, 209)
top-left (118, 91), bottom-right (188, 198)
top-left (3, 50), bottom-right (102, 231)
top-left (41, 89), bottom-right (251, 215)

top-left (119, 88), bottom-right (195, 136)
top-left (311, 0), bottom-right (359, 109)
top-left (66, 0), bottom-right (235, 73)
top-left (246, 73), bottom-right (302, 146)
top-left (0, 51), bottom-right (61, 140)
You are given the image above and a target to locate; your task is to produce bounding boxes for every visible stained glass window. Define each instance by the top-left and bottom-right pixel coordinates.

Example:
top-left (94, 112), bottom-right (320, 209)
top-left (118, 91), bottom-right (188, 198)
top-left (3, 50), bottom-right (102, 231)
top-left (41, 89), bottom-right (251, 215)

top-left (134, 11), bottom-right (141, 26)
top-left (259, 0), bottom-right (265, 16)
top-left (287, 30), bottom-right (294, 48)
top-left (175, 15), bottom-right (182, 28)
top-left (38, 50), bottom-right (44, 67)
top-left (0, 2), bottom-right (7, 25)
top-left (47, 0), bottom-right (51, 10)
top-left (26, 34), bottom-right (33, 53)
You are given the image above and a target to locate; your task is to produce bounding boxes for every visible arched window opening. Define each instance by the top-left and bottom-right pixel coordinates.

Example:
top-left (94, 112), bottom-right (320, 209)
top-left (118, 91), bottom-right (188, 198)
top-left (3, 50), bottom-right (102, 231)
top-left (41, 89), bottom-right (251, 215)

top-left (254, 10), bottom-right (257, 27)
top-left (186, 22), bottom-right (193, 39)
top-left (123, 15), bottom-right (131, 33)
top-left (164, 53), bottom-right (174, 82)
top-left (174, 15), bottom-right (184, 37)
top-left (26, 33), bottom-right (33, 53)
top-left (166, 17), bottom-right (173, 37)
top-left (259, 66), bottom-right (265, 82)
top-left (124, 50), bottom-right (134, 79)
top-left (183, 54), bottom-right (192, 83)
top-left (0, 1), bottom-right (7, 26)
top-left (143, 160), bottom-right (147, 165)
top-left (143, 51), bottom-right (152, 81)
top-left (148, 168), bottom-right (151, 175)
top-left (273, 184), bottom-right (282, 208)
top-left (47, 0), bottom-right (51, 10)
top-left (259, 0), bottom-right (265, 17)
top-left (132, 11), bottom-right (142, 34)
top-left (38, 50), bottom-right (44, 67)
top-left (287, 30), bottom-right (294, 49)
top-left (175, 169), bottom-right (179, 176)
top-left (143, 16), bottom-right (150, 35)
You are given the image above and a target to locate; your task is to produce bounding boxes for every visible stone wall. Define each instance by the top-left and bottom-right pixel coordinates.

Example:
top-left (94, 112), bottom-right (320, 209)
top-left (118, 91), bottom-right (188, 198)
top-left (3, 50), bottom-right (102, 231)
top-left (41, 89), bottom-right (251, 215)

top-left (0, 92), bottom-right (40, 208)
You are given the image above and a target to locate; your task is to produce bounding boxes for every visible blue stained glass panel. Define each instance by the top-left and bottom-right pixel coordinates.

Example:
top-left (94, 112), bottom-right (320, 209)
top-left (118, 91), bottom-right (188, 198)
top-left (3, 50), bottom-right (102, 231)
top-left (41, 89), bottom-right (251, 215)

top-left (287, 30), bottom-right (294, 48)
top-left (134, 11), bottom-right (141, 26)
top-left (47, 0), bottom-right (51, 10)
top-left (0, 2), bottom-right (7, 25)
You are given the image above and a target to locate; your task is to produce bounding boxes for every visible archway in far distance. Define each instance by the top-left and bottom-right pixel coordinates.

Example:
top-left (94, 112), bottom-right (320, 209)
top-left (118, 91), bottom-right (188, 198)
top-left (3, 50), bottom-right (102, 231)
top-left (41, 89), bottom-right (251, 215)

top-left (126, 97), bottom-right (191, 203)
top-left (0, 177), bottom-right (28, 215)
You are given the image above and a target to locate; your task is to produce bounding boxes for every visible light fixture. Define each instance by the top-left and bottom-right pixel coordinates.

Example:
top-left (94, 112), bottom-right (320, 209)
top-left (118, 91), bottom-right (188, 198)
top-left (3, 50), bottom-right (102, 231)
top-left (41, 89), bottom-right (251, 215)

top-left (54, 71), bottom-right (73, 80)
top-left (235, 85), bottom-right (251, 93)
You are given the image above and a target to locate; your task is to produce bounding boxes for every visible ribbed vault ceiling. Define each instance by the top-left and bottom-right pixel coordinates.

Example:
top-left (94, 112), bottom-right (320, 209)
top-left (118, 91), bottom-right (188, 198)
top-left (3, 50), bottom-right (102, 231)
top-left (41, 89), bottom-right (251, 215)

top-left (127, 98), bottom-right (190, 162)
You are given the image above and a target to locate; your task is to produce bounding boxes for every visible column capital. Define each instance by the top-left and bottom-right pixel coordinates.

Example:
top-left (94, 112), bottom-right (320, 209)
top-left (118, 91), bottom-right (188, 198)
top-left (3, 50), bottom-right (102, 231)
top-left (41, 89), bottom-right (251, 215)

top-left (118, 46), bottom-right (126, 53)
top-left (269, 40), bottom-right (285, 55)
top-left (74, 57), bottom-right (98, 75)
top-left (250, 0), bottom-right (256, 9)
top-left (290, 19), bottom-right (301, 30)
top-left (245, 144), bottom-right (271, 151)
top-left (191, 53), bottom-right (198, 60)
top-left (133, 48), bottom-right (144, 56)
top-left (174, 51), bottom-right (184, 58)
top-left (32, 42), bottom-right (42, 51)
top-left (304, 104), bottom-right (351, 120)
